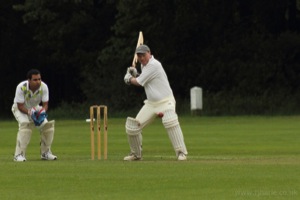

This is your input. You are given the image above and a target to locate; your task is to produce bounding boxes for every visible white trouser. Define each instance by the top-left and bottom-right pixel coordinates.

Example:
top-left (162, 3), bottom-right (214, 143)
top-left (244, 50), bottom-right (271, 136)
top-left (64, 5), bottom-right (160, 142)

top-left (12, 104), bottom-right (48, 156)
top-left (136, 96), bottom-right (176, 127)
top-left (134, 96), bottom-right (188, 156)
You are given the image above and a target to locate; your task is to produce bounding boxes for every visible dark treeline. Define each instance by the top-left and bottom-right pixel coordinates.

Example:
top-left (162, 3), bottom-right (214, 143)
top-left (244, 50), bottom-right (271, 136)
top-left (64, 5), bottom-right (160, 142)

top-left (1, 0), bottom-right (300, 117)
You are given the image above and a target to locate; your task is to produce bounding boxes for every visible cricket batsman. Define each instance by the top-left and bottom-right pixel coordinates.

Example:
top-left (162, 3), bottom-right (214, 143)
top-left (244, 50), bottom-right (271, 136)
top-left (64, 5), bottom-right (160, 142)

top-left (123, 44), bottom-right (188, 161)
top-left (12, 69), bottom-right (57, 162)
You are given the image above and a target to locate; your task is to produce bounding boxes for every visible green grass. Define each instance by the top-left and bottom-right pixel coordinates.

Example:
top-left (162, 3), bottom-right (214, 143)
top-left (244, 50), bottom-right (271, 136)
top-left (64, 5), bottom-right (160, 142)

top-left (0, 116), bottom-right (299, 200)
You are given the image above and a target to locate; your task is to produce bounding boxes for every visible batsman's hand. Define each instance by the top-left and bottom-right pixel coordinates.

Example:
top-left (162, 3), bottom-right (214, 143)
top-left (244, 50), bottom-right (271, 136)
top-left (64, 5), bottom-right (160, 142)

top-left (127, 67), bottom-right (139, 77)
top-left (124, 71), bottom-right (132, 85)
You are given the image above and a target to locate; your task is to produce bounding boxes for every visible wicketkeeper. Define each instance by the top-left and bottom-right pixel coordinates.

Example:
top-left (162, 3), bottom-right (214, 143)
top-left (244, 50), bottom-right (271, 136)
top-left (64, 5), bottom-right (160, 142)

top-left (124, 45), bottom-right (188, 161)
top-left (12, 69), bottom-right (57, 162)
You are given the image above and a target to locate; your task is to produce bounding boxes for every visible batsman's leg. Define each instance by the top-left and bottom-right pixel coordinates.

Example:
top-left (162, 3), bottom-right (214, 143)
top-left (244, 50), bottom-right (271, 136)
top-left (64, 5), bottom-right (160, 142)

top-left (124, 117), bottom-right (142, 161)
top-left (14, 122), bottom-right (34, 162)
top-left (162, 109), bottom-right (188, 161)
top-left (40, 120), bottom-right (57, 160)
top-left (135, 101), bottom-right (158, 149)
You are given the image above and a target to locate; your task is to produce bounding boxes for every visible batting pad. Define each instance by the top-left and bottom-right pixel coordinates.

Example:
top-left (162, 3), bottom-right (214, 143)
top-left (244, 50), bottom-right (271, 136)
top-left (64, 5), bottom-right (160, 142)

top-left (162, 110), bottom-right (188, 156)
top-left (15, 122), bottom-right (33, 156)
top-left (125, 117), bottom-right (142, 158)
top-left (40, 120), bottom-right (55, 154)
top-left (126, 117), bottom-right (141, 136)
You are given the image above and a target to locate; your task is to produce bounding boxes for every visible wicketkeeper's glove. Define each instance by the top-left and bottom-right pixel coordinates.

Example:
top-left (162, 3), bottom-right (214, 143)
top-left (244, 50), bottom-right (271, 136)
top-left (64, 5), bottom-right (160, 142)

top-left (31, 108), bottom-right (48, 126)
top-left (28, 107), bottom-right (37, 117)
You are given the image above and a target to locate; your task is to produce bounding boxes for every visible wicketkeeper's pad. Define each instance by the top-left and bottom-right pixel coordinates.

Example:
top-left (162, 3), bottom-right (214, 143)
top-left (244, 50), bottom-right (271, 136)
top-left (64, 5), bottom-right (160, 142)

top-left (40, 120), bottom-right (55, 154)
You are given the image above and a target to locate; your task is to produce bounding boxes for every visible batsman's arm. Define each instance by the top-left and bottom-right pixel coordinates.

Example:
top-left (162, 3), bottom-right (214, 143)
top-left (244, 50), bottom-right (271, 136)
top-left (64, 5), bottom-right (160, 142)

top-left (128, 77), bottom-right (141, 86)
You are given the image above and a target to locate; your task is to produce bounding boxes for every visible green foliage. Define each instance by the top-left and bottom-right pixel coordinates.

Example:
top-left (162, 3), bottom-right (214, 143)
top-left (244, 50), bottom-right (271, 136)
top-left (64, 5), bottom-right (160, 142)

top-left (11, 0), bottom-right (118, 107)
top-left (201, 90), bottom-right (300, 116)
top-left (1, 0), bottom-right (300, 117)
top-left (47, 101), bottom-right (90, 119)
top-left (47, 101), bottom-right (134, 119)
top-left (1, 116), bottom-right (299, 199)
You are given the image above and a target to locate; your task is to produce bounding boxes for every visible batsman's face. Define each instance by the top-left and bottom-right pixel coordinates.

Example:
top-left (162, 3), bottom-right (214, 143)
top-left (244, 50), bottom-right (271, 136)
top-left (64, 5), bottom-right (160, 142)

top-left (137, 52), bottom-right (151, 66)
top-left (29, 74), bottom-right (42, 91)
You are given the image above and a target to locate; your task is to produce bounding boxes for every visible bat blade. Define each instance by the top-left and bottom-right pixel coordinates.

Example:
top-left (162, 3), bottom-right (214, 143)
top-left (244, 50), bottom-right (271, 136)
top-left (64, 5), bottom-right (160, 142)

top-left (132, 31), bottom-right (144, 67)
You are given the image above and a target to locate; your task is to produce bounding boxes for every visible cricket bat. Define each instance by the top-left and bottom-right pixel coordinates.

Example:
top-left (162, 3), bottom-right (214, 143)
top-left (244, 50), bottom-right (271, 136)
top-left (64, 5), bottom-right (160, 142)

top-left (132, 31), bottom-right (144, 67)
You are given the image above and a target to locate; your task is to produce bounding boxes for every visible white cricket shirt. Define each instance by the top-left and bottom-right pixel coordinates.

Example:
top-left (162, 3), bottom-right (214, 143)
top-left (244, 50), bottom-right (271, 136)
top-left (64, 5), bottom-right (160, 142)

top-left (136, 56), bottom-right (173, 102)
top-left (13, 80), bottom-right (49, 109)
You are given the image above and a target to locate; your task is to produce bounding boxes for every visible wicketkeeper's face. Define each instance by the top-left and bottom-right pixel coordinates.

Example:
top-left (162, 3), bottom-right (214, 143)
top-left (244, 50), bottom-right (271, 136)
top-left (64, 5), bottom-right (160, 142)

top-left (29, 74), bottom-right (42, 91)
top-left (137, 52), bottom-right (151, 66)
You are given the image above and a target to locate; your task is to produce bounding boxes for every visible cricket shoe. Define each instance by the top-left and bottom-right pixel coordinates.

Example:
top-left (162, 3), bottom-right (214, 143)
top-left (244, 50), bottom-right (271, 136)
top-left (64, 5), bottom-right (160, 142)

top-left (14, 154), bottom-right (26, 162)
top-left (41, 151), bottom-right (57, 160)
top-left (123, 153), bottom-right (142, 161)
top-left (177, 152), bottom-right (187, 161)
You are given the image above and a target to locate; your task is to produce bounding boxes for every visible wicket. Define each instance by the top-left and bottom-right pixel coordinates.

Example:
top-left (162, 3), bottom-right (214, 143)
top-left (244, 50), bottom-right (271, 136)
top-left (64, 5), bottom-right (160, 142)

top-left (89, 105), bottom-right (108, 160)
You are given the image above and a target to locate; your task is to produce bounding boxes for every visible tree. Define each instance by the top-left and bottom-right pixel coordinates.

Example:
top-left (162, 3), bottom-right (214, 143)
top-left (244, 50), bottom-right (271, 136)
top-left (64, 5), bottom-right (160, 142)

top-left (1, 0), bottom-right (300, 117)
top-left (13, 0), bottom-right (117, 106)
top-left (0, 0), bottom-right (37, 116)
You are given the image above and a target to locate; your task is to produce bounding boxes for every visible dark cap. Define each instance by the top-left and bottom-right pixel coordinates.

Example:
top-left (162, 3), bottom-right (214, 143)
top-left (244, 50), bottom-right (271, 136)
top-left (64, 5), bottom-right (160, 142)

top-left (135, 45), bottom-right (150, 54)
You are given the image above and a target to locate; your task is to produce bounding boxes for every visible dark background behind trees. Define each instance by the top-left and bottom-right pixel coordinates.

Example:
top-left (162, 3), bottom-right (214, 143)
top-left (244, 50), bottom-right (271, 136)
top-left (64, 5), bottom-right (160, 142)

top-left (1, 0), bottom-right (300, 118)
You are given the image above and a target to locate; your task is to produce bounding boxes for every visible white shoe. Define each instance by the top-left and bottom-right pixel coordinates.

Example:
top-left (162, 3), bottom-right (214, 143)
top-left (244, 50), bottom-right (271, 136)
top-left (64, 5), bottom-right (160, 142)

top-left (14, 154), bottom-right (26, 162)
top-left (178, 153), bottom-right (187, 161)
top-left (41, 152), bottom-right (57, 160)
top-left (123, 153), bottom-right (142, 161)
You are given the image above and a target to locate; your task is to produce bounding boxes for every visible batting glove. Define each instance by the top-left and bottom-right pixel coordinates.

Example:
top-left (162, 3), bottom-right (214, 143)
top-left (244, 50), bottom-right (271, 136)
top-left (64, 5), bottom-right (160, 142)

top-left (124, 71), bottom-right (132, 85)
top-left (127, 67), bottom-right (139, 77)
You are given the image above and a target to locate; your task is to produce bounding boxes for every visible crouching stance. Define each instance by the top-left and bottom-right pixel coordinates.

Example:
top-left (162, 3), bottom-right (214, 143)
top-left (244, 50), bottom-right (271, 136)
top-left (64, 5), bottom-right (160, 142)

top-left (123, 45), bottom-right (188, 161)
top-left (12, 69), bottom-right (57, 162)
